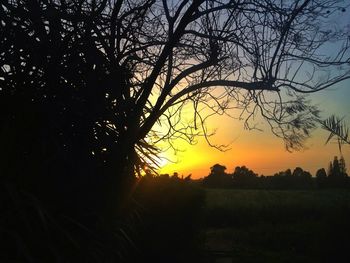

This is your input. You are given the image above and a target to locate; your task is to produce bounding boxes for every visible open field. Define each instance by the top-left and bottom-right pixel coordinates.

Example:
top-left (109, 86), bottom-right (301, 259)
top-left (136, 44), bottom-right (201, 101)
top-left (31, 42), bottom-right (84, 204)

top-left (203, 189), bottom-right (350, 263)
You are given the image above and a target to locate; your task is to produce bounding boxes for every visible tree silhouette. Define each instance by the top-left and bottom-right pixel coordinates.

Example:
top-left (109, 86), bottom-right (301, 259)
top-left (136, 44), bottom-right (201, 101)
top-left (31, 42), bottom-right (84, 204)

top-left (328, 156), bottom-right (348, 187)
top-left (292, 167), bottom-right (304, 177)
top-left (316, 168), bottom-right (327, 188)
top-left (233, 166), bottom-right (257, 178)
top-left (232, 165), bottom-right (258, 188)
top-left (284, 169), bottom-right (292, 177)
top-left (339, 156), bottom-right (347, 176)
top-left (210, 164), bottom-right (227, 176)
top-left (203, 164), bottom-right (231, 188)
top-left (328, 161), bottom-right (334, 177)
top-left (1, 0), bottom-right (350, 218)
top-left (270, 167), bottom-right (312, 189)
top-left (329, 156), bottom-right (341, 177)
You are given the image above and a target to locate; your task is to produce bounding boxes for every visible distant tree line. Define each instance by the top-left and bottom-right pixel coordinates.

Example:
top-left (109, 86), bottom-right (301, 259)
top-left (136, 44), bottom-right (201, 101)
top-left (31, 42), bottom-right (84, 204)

top-left (203, 156), bottom-right (349, 189)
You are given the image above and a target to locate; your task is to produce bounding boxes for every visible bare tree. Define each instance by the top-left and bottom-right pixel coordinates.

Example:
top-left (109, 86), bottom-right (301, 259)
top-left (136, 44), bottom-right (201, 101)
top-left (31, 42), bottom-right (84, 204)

top-left (1, 0), bottom-right (350, 215)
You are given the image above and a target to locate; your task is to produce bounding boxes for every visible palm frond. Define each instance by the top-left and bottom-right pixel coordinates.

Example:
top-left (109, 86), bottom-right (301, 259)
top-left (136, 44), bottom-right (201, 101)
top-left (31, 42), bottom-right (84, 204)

top-left (319, 115), bottom-right (350, 152)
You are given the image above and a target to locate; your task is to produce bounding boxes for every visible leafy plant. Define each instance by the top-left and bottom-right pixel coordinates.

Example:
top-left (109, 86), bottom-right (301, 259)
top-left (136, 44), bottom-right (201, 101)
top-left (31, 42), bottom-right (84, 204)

top-left (319, 115), bottom-right (350, 152)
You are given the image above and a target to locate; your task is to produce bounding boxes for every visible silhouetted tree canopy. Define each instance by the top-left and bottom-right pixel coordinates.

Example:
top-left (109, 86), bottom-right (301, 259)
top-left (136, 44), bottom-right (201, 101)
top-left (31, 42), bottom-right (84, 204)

top-left (210, 164), bottom-right (227, 176)
top-left (327, 156), bottom-right (348, 187)
top-left (202, 156), bottom-right (349, 190)
top-left (232, 165), bottom-right (258, 188)
top-left (339, 156), bottom-right (347, 176)
top-left (233, 166), bottom-right (257, 177)
top-left (203, 164), bottom-right (231, 187)
top-left (1, 0), bottom-right (350, 215)
top-left (328, 156), bottom-right (348, 178)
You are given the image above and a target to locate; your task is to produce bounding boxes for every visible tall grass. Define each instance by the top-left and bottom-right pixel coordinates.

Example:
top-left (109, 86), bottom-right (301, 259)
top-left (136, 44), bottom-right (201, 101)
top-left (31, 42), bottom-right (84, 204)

top-left (0, 183), bottom-right (142, 262)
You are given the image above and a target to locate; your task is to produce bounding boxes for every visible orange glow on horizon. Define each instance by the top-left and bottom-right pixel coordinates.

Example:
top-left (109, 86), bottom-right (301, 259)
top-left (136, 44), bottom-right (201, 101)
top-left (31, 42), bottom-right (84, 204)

top-left (154, 81), bottom-right (350, 179)
top-left (156, 120), bottom-right (350, 179)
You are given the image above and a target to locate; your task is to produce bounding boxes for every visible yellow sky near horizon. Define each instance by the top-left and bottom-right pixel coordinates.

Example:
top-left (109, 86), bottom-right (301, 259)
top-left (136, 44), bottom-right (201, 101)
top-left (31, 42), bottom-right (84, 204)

top-left (156, 82), bottom-right (350, 179)
top-left (150, 10), bottom-right (350, 179)
top-left (158, 127), bottom-right (350, 178)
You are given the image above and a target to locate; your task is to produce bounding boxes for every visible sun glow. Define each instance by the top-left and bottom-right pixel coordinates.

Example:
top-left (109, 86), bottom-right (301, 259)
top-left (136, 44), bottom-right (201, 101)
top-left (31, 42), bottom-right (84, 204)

top-left (156, 154), bottom-right (169, 169)
top-left (148, 72), bottom-right (350, 180)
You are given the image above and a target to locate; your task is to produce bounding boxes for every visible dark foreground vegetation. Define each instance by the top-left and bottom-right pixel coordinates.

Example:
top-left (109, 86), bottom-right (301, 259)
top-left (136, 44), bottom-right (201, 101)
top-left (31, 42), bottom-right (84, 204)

top-left (0, 176), bottom-right (206, 263)
top-left (1, 0), bottom-right (350, 262)
top-left (3, 174), bottom-right (350, 263)
top-left (203, 156), bottom-right (349, 190)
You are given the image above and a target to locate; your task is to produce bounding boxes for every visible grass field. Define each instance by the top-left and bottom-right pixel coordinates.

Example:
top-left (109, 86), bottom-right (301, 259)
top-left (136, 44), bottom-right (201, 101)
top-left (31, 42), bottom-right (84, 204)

top-left (203, 189), bottom-right (350, 263)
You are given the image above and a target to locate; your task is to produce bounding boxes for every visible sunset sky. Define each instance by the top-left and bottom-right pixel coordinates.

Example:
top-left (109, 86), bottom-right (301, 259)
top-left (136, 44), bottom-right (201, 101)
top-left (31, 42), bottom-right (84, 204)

top-left (158, 79), bottom-right (350, 179)
top-left (153, 8), bottom-right (350, 179)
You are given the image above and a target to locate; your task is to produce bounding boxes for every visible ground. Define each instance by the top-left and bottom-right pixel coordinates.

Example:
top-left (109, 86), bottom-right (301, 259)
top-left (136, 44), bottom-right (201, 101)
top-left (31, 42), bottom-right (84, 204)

top-left (203, 189), bottom-right (350, 263)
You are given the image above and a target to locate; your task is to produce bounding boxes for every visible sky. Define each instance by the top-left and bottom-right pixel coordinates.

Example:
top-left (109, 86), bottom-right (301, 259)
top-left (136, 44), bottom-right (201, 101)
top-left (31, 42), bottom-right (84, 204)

top-left (157, 70), bottom-right (350, 179)
top-left (155, 7), bottom-right (350, 179)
